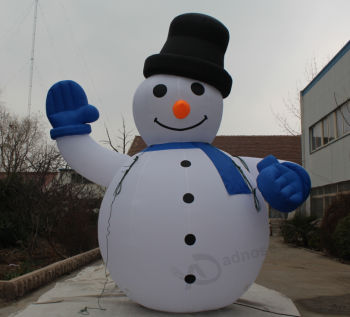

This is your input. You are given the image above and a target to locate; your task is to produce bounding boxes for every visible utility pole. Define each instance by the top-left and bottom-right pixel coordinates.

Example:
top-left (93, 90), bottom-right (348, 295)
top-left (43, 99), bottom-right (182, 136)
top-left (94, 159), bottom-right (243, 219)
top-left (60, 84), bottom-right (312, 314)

top-left (27, 0), bottom-right (39, 115)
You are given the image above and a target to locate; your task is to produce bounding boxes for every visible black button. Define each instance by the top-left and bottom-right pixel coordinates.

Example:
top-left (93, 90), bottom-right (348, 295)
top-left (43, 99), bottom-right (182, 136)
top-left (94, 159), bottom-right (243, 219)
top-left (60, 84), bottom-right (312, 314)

top-left (185, 274), bottom-right (196, 284)
top-left (181, 160), bottom-right (191, 167)
top-left (183, 193), bottom-right (194, 203)
top-left (185, 234), bottom-right (196, 245)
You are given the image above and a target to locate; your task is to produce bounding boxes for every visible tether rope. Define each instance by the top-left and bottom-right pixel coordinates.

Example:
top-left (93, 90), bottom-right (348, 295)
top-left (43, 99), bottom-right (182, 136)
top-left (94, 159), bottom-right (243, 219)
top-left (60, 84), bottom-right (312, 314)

top-left (231, 158), bottom-right (261, 212)
top-left (79, 150), bottom-right (148, 315)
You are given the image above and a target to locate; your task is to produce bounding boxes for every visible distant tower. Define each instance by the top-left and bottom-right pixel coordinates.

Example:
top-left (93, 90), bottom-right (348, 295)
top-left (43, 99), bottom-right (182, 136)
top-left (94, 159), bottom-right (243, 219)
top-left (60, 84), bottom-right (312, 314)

top-left (27, 0), bottom-right (39, 115)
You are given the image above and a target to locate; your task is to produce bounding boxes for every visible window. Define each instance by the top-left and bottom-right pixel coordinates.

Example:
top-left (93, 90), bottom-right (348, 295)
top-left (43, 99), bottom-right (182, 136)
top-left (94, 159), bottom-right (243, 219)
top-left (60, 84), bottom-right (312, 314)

top-left (311, 197), bottom-right (324, 219)
top-left (323, 117), bottom-right (329, 145)
top-left (338, 180), bottom-right (350, 192)
top-left (336, 108), bottom-right (343, 137)
top-left (269, 205), bottom-right (286, 218)
top-left (328, 113), bottom-right (335, 142)
top-left (310, 101), bottom-right (350, 152)
top-left (324, 184), bottom-right (337, 194)
top-left (315, 122), bottom-right (322, 148)
top-left (310, 121), bottom-right (322, 151)
top-left (310, 181), bottom-right (350, 218)
top-left (342, 103), bottom-right (350, 134)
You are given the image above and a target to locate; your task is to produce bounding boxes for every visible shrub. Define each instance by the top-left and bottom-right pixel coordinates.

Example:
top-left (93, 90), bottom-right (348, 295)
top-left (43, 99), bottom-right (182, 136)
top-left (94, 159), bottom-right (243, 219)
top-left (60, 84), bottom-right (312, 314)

top-left (308, 228), bottom-right (322, 251)
top-left (320, 193), bottom-right (350, 255)
top-left (333, 215), bottom-right (350, 260)
top-left (55, 210), bottom-right (98, 257)
top-left (280, 211), bottom-right (319, 246)
top-left (3, 259), bottom-right (38, 280)
top-left (0, 174), bottom-right (36, 247)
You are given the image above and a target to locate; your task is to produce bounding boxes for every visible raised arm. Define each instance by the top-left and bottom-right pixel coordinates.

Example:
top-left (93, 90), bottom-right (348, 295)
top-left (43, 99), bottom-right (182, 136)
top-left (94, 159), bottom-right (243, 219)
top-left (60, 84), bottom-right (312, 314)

top-left (46, 80), bottom-right (129, 187)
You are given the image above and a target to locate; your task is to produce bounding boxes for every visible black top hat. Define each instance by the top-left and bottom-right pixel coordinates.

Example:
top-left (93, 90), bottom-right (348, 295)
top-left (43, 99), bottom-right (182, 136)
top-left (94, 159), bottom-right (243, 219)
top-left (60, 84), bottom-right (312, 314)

top-left (143, 13), bottom-right (232, 98)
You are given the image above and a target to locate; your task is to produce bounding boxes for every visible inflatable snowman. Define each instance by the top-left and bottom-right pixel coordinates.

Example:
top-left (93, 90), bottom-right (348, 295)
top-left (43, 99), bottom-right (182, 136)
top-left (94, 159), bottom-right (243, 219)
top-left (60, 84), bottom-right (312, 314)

top-left (46, 13), bottom-right (311, 313)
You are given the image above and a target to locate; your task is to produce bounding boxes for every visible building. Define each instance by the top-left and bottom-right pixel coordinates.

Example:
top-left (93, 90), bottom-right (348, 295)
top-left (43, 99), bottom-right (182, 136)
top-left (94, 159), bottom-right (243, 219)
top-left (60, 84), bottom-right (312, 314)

top-left (58, 169), bottom-right (106, 197)
top-left (0, 170), bottom-right (105, 198)
top-left (301, 40), bottom-right (350, 218)
top-left (128, 135), bottom-right (302, 218)
top-left (0, 172), bottom-right (58, 186)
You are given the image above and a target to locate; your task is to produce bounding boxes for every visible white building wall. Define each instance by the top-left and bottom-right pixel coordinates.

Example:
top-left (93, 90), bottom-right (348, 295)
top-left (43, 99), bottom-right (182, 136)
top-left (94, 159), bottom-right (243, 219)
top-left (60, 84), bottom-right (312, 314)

top-left (301, 42), bottom-right (350, 216)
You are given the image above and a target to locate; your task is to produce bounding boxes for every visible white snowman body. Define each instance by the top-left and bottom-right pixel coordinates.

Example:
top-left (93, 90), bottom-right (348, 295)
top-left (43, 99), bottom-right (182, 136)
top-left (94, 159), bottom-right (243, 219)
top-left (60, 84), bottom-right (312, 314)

top-left (96, 74), bottom-right (269, 312)
top-left (55, 74), bottom-right (271, 313)
top-left (98, 148), bottom-right (268, 313)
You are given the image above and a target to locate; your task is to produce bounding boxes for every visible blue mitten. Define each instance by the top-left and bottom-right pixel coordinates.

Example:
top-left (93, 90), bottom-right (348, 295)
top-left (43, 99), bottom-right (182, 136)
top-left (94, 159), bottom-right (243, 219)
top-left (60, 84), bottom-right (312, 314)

top-left (257, 155), bottom-right (311, 213)
top-left (46, 80), bottom-right (99, 140)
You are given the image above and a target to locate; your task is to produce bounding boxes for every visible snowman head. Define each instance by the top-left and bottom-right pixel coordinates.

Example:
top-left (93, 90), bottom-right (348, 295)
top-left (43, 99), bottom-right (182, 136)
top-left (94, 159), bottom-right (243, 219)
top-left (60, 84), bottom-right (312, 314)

top-left (133, 74), bottom-right (223, 145)
top-left (133, 13), bottom-right (232, 146)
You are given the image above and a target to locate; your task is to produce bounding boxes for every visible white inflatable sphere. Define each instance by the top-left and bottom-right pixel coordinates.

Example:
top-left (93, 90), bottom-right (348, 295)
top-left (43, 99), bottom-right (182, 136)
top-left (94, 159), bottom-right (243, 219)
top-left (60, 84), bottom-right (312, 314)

top-left (133, 74), bottom-right (223, 146)
top-left (98, 148), bottom-right (269, 313)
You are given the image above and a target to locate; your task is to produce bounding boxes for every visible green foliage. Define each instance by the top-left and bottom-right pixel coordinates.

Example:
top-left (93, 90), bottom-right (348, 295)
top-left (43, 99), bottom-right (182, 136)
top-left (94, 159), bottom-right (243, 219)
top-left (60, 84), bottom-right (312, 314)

top-left (308, 228), bottom-right (322, 251)
top-left (55, 210), bottom-right (98, 257)
top-left (3, 260), bottom-right (39, 280)
top-left (280, 212), bottom-right (319, 246)
top-left (333, 215), bottom-right (350, 260)
top-left (0, 174), bottom-right (37, 247)
top-left (321, 193), bottom-right (350, 255)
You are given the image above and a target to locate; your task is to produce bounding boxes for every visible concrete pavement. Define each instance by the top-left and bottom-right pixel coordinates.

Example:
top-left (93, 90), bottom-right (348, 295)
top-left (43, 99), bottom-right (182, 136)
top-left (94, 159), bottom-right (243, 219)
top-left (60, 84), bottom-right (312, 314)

top-left (256, 236), bottom-right (350, 317)
top-left (0, 259), bottom-right (104, 316)
top-left (1, 237), bottom-right (349, 316)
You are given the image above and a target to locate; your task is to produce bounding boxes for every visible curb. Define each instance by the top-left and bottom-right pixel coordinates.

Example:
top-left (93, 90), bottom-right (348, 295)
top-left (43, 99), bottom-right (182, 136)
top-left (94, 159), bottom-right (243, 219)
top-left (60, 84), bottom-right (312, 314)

top-left (276, 240), bottom-right (327, 256)
top-left (0, 248), bottom-right (101, 302)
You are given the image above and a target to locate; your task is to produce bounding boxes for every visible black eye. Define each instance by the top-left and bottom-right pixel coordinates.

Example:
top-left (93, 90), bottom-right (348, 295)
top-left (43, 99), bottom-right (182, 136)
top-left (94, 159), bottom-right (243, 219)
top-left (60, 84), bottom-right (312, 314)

top-left (153, 84), bottom-right (167, 98)
top-left (191, 83), bottom-right (205, 96)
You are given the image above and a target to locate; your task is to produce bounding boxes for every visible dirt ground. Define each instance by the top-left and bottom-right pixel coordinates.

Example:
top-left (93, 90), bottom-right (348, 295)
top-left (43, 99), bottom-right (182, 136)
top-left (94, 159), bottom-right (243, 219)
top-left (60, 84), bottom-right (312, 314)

top-left (256, 236), bottom-right (350, 317)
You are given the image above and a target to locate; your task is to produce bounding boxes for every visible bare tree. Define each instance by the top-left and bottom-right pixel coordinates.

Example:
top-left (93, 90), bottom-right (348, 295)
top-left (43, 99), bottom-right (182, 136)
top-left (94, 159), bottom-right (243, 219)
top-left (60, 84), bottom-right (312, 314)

top-left (271, 53), bottom-right (330, 135)
top-left (0, 104), bottom-right (102, 261)
top-left (0, 104), bottom-right (64, 177)
top-left (100, 114), bottom-right (134, 154)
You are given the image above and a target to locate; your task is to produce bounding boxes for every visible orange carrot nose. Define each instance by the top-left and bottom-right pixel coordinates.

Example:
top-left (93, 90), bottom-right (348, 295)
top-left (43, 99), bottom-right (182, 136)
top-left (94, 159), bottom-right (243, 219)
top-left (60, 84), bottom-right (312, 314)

top-left (173, 100), bottom-right (190, 119)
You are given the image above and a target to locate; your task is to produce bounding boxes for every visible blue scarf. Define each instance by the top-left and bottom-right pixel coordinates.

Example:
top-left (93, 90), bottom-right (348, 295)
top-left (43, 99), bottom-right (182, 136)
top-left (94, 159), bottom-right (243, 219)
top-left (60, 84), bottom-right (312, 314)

top-left (142, 142), bottom-right (251, 196)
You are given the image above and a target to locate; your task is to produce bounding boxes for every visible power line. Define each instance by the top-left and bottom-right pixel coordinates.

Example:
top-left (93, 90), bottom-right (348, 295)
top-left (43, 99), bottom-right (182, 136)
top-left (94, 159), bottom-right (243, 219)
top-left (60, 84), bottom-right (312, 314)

top-left (28, 0), bottom-right (39, 115)
top-left (34, 63), bottom-right (47, 97)
top-left (58, 0), bottom-right (118, 142)
top-left (2, 60), bottom-right (30, 92)
top-left (0, 1), bottom-right (34, 43)
top-left (38, 3), bottom-right (66, 79)
top-left (0, 2), bottom-right (34, 66)
top-left (57, 0), bottom-right (94, 104)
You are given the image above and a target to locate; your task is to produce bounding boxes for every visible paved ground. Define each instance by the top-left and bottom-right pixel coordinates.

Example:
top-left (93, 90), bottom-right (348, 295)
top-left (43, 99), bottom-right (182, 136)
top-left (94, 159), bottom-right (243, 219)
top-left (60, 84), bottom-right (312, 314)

top-left (256, 236), bottom-right (350, 317)
top-left (1, 237), bottom-right (349, 316)
top-left (0, 259), bottom-right (104, 316)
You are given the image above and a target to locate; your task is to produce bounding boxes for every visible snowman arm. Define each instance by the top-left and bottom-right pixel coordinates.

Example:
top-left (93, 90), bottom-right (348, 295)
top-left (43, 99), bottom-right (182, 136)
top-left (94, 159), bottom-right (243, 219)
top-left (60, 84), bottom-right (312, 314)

top-left (236, 156), bottom-right (287, 181)
top-left (57, 135), bottom-right (129, 187)
top-left (255, 155), bottom-right (311, 213)
top-left (232, 156), bottom-right (311, 213)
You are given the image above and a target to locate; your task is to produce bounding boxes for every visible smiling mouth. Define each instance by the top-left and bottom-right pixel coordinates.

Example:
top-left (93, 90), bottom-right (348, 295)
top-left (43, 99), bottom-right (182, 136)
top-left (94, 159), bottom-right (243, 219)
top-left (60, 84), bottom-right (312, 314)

top-left (154, 115), bottom-right (208, 131)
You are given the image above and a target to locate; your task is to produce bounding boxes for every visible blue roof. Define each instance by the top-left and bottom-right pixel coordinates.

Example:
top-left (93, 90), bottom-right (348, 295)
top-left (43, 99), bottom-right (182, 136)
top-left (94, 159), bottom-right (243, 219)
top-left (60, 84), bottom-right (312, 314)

top-left (302, 39), bottom-right (350, 96)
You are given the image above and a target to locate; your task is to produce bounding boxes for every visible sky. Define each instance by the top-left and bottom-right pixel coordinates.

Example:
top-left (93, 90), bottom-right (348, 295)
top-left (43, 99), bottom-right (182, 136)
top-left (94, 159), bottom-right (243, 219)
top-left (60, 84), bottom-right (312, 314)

top-left (0, 0), bottom-right (349, 151)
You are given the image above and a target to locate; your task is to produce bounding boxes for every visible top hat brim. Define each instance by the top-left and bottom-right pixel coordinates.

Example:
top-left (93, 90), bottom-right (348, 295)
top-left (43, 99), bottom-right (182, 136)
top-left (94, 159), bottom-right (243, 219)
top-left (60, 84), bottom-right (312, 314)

top-left (143, 53), bottom-right (232, 99)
